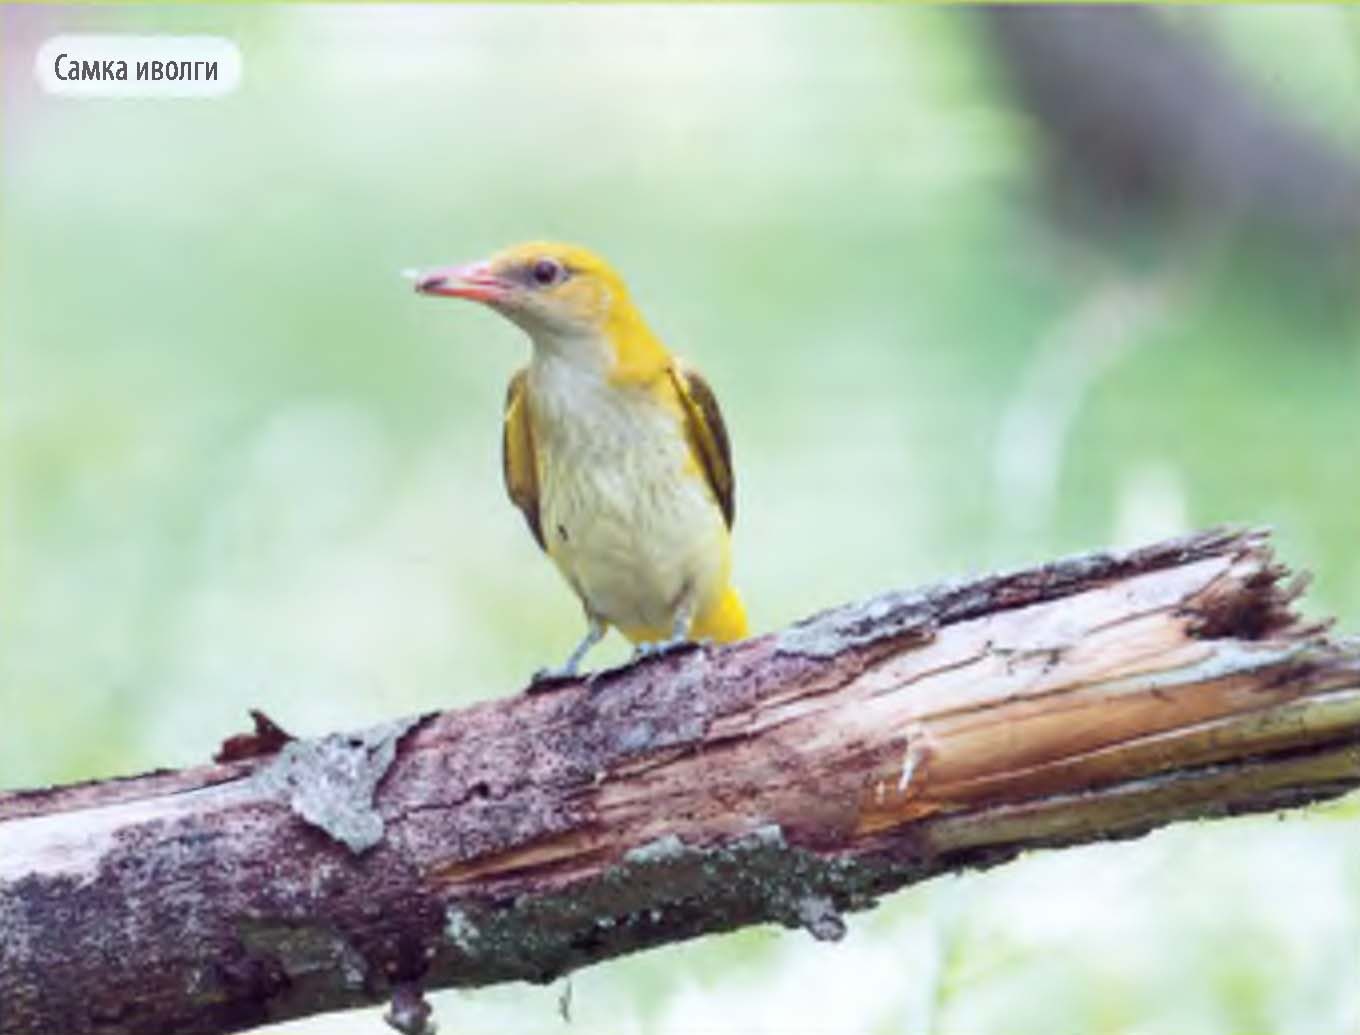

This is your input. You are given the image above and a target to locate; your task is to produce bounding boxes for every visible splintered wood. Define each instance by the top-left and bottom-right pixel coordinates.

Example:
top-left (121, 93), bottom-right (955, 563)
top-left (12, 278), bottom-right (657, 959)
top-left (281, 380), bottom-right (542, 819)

top-left (2, 528), bottom-right (1357, 1035)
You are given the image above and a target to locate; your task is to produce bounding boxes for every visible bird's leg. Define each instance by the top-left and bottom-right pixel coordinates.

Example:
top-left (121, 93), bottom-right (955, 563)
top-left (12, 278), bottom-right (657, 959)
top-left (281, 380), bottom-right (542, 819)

top-left (529, 616), bottom-right (606, 690)
top-left (631, 590), bottom-right (702, 662)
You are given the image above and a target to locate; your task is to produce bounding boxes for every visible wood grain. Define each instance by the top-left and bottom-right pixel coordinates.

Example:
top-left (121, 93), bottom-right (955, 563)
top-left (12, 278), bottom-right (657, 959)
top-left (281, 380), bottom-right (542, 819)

top-left (2, 528), bottom-right (1357, 1035)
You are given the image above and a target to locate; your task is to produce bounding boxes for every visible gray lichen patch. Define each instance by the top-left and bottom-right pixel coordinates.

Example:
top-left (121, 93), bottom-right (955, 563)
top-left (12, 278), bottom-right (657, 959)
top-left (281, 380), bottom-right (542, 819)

top-left (254, 716), bottom-right (423, 854)
top-left (443, 904), bottom-right (480, 954)
top-left (433, 824), bottom-right (905, 988)
top-left (623, 834), bottom-right (687, 865)
top-left (777, 588), bottom-right (940, 659)
top-left (796, 895), bottom-right (846, 942)
top-left (237, 918), bottom-right (370, 993)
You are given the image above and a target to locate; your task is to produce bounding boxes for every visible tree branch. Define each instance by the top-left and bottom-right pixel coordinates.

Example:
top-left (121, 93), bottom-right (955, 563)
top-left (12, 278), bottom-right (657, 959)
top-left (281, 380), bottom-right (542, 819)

top-left (3, 528), bottom-right (1358, 1035)
top-left (982, 7), bottom-right (1360, 255)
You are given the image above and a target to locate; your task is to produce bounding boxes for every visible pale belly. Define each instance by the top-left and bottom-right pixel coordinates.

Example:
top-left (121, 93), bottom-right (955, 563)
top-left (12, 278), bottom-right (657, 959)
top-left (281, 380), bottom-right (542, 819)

top-left (540, 451), bottom-right (727, 633)
top-left (532, 386), bottom-right (728, 634)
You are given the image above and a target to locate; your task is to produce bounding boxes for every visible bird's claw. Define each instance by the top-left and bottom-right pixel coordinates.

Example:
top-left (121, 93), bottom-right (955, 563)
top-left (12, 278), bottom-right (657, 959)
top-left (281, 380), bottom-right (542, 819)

top-left (526, 664), bottom-right (581, 694)
top-left (528, 634), bottom-right (711, 692)
top-left (630, 636), bottom-right (708, 663)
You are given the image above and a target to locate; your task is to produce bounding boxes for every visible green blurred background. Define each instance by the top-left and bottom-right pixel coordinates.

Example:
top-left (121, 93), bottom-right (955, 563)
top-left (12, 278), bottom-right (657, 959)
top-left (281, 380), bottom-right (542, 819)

top-left (3, 5), bottom-right (1358, 1033)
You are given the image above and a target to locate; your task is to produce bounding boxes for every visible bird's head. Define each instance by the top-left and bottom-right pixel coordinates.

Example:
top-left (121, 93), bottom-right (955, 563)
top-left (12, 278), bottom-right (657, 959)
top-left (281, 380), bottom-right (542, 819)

top-left (411, 241), bottom-right (637, 341)
top-left (412, 241), bottom-right (670, 379)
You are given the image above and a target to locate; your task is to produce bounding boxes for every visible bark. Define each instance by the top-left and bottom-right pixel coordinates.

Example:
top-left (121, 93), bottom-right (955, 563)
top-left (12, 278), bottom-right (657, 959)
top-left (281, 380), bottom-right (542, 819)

top-left (2, 528), bottom-right (1358, 1035)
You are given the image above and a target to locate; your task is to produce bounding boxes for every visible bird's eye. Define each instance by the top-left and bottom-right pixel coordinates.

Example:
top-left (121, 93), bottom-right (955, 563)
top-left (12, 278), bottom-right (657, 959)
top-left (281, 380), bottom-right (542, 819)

top-left (531, 258), bottom-right (565, 287)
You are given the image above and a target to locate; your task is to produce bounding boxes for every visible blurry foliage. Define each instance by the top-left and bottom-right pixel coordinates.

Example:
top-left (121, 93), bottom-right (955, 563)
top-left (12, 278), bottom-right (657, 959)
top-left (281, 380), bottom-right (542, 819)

top-left (984, 6), bottom-right (1360, 272)
top-left (2, 6), bottom-right (1357, 1034)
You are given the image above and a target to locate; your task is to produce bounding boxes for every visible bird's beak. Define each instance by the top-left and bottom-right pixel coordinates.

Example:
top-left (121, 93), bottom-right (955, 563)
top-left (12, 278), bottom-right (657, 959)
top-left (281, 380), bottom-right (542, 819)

top-left (408, 262), bottom-right (510, 304)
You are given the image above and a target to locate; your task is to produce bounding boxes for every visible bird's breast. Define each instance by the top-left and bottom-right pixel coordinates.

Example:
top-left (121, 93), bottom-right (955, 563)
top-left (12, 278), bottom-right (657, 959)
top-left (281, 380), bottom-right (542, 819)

top-left (526, 359), bottom-right (727, 629)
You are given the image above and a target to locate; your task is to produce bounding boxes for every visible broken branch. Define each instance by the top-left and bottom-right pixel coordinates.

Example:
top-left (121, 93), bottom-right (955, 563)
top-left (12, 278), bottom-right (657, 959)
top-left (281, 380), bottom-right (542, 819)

top-left (2, 528), bottom-right (1358, 1035)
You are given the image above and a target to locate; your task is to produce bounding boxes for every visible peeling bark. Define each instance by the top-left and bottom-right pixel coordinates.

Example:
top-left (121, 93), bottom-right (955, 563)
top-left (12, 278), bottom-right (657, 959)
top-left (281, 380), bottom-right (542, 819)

top-left (2, 528), bottom-right (1358, 1035)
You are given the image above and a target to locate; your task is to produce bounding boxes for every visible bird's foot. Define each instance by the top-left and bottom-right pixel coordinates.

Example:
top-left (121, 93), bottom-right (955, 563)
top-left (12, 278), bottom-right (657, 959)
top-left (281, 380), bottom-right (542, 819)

top-left (526, 620), bottom-right (607, 694)
top-left (630, 636), bottom-right (708, 664)
top-left (526, 663), bottom-right (582, 694)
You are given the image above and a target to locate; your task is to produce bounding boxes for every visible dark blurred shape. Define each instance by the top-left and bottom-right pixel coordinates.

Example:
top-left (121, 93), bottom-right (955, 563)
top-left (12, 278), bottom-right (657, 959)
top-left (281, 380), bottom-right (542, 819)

top-left (983, 7), bottom-right (1360, 266)
top-left (384, 983), bottom-right (436, 1035)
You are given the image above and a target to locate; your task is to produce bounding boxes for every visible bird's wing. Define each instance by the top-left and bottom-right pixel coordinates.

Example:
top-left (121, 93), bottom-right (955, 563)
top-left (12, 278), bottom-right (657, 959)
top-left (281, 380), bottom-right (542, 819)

top-left (668, 362), bottom-right (735, 528)
top-left (502, 367), bottom-right (545, 550)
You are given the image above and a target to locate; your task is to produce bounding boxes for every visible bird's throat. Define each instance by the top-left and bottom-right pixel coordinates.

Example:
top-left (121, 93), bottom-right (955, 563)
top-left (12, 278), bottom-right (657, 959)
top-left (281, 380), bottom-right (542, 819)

top-left (528, 311), bottom-right (670, 387)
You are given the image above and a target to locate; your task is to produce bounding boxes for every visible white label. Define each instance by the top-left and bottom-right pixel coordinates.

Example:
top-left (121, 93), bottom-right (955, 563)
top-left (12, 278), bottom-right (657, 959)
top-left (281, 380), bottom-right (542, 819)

top-left (34, 35), bottom-right (242, 98)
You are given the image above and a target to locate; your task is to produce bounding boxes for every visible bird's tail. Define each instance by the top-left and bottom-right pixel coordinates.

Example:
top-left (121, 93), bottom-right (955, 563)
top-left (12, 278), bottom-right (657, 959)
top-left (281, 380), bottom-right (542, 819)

top-left (691, 584), bottom-right (749, 643)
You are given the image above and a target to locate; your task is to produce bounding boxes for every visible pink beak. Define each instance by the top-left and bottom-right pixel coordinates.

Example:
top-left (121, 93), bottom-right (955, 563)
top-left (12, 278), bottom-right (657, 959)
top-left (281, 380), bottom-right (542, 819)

top-left (411, 262), bottom-right (510, 303)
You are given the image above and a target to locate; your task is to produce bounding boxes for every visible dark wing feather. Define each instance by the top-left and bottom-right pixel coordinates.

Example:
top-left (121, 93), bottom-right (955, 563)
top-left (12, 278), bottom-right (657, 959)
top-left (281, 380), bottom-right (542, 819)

top-left (669, 363), bottom-right (735, 528)
top-left (502, 368), bottom-right (545, 550)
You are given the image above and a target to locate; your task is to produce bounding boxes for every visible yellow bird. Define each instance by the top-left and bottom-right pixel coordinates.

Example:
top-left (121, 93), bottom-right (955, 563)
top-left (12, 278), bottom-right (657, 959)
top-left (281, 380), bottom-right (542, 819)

top-left (411, 242), bottom-right (748, 678)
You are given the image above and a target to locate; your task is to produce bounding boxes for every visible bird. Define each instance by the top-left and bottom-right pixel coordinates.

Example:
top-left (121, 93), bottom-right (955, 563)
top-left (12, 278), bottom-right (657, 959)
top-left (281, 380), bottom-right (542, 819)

top-left (410, 242), bottom-right (748, 679)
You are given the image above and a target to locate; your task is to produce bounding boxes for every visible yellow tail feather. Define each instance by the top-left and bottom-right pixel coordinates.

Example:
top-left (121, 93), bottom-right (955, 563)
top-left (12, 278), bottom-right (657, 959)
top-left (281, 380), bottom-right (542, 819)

top-left (618, 584), bottom-right (749, 647)
top-left (690, 584), bottom-right (749, 643)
